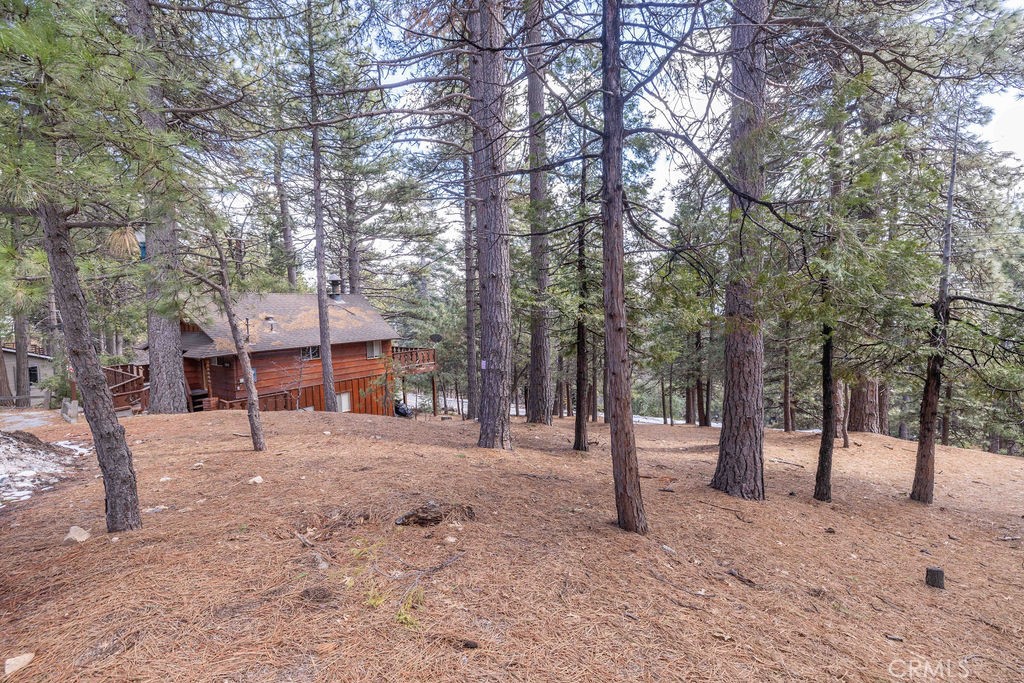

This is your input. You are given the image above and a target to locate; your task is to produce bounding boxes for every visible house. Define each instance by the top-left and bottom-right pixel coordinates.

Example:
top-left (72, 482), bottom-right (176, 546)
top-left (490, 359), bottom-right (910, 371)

top-left (1, 344), bottom-right (54, 407)
top-left (86, 287), bottom-right (436, 416)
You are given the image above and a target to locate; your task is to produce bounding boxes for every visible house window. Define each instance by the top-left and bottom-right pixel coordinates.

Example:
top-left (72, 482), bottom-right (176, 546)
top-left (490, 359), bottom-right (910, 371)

top-left (28, 366), bottom-right (39, 384)
top-left (300, 346), bottom-right (321, 361)
top-left (211, 356), bottom-right (231, 367)
top-left (366, 340), bottom-right (382, 359)
top-left (339, 391), bottom-right (352, 412)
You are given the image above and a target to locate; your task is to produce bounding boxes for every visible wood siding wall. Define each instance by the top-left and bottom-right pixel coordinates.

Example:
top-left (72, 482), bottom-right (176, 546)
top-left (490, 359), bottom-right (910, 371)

top-left (201, 340), bottom-right (393, 416)
top-left (183, 359), bottom-right (204, 392)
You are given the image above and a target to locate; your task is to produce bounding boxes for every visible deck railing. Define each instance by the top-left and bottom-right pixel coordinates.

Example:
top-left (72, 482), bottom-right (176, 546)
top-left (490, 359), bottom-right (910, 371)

top-left (392, 347), bottom-right (437, 374)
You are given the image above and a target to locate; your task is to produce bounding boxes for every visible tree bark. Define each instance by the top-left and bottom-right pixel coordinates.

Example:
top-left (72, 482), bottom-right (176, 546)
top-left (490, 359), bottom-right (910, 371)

top-left (344, 180), bottom-right (361, 294)
top-left (841, 383), bottom-right (850, 449)
top-left (272, 139), bottom-right (298, 287)
top-left (684, 381), bottom-right (695, 424)
top-left (13, 312), bottom-right (30, 407)
top-left (219, 288), bottom-right (266, 452)
top-left (11, 217), bottom-right (31, 407)
top-left (462, 156), bottom-right (479, 421)
top-left (660, 377), bottom-right (668, 425)
top-left (601, 0), bottom-right (647, 533)
top-left (941, 384), bottom-right (952, 446)
top-left (847, 375), bottom-right (880, 432)
top-left (305, 1), bottom-right (337, 412)
top-left (668, 361), bottom-right (674, 426)
top-left (911, 106), bottom-right (959, 504)
top-left (555, 353), bottom-right (564, 418)
top-left (878, 381), bottom-right (890, 435)
top-left (696, 330), bottom-right (708, 427)
top-left (711, 0), bottom-right (768, 501)
top-left (525, 0), bottom-right (551, 425)
top-left (602, 357), bottom-right (610, 424)
top-left (591, 330), bottom-right (599, 422)
top-left (470, 0), bottom-right (512, 448)
top-left (41, 202), bottom-right (141, 531)
top-left (814, 324), bottom-right (835, 502)
top-left (125, 0), bottom-right (188, 414)
top-left (782, 322), bottom-right (793, 432)
top-left (573, 215), bottom-right (588, 451)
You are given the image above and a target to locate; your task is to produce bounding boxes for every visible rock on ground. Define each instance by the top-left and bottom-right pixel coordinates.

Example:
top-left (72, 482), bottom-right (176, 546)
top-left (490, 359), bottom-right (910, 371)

top-left (5, 653), bottom-right (35, 676)
top-left (62, 526), bottom-right (90, 545)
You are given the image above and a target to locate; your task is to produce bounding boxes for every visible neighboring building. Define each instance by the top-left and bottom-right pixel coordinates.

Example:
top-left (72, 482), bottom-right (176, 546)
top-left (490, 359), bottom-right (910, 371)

top-left (1, 346), bottom-right (54, 407)
top-left (91, 288), bottom-right (436, 416)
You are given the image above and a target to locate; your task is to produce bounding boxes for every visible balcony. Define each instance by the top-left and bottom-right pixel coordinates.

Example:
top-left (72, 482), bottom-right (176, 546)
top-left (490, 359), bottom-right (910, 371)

top-left (392, 346), bottom-right (437, 375)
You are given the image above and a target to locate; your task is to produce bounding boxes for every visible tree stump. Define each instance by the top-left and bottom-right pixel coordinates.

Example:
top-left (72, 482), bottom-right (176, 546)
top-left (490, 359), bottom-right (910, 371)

top-left (925, 566), bottom-right (945, 589)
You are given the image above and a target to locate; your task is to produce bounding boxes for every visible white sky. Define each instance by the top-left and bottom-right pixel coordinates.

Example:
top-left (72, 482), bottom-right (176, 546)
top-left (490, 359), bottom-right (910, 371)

top-left (979, 91), bottom-right (1024, 165)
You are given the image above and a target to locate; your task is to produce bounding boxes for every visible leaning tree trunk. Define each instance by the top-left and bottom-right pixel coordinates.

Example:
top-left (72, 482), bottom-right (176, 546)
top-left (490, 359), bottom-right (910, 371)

top-left (711, 0), bottom-right (768, 500)
top-left (462, 155), bottom-right (479, 420)
top-left (41, 203), bottom-right (141, 532)
top-left (601, 0), bottom-right (647, 533)
top-left (219, 287), bottom-right (266, 452)
top-left (525, 0), bottom-right (552, 425)
top-left (470, 0), bottom-right (512, 448)
top-left (125, 0), bottom-right (188, 414)
top-left (305, 1), bottom-right (337, 412)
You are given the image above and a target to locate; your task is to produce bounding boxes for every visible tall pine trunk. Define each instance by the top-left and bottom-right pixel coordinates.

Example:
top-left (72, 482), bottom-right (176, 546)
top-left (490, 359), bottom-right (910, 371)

top-left (782, 321), bottom-right (793, 432)
top-left (462, 155), bottom-right (479, 420)
top-left (126, 0), bottom-right (187, 414)
top-left (911, 107), bottom-right (959, 504)
top-left (814, 324), bottom-right (835, 501)
top-left (41, 203), bottom-right (141, 532)
top-left (12, 217), bottom-right (31, 407)
top-left (573, 218), bottom-right (589, 451)
top-left (471, 0), bottom-right (512, 448)
top-left (878, 382), bottom-right (890, 435)
top-left (711, 0), bottom-right (768, 500)
top-left (941, 384), bottom-right (952, 446)
top-left (847, 375), bottom-right (880, 432)
top-left (601, 0), bottom-right (647, 533)
top-left (272, 139), bottom-right (298, 288)
top-left (305, 1), bottom-right (337, 412)
top-left (525, 0), bottom-right (551, 425)
top-left (344, 181), bottom-right (361, 294)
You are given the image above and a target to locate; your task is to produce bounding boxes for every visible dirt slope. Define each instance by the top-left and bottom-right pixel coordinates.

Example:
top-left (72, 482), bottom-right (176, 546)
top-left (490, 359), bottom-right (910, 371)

top-left (0, 411), bottom-right (1021, 682)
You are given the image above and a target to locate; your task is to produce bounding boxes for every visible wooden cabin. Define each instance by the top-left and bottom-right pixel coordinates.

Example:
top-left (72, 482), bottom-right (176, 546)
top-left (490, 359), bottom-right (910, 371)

top-left (86, 291), bottom-right (436, 416)
top-left (178, 292), bottom-right (435, 415)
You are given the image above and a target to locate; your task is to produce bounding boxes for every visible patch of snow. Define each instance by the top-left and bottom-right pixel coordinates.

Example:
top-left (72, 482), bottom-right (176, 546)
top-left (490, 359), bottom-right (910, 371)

top-left (0, 434), bottom-right (85, 509)
top-left (54, 441), bottom-right (93, 457)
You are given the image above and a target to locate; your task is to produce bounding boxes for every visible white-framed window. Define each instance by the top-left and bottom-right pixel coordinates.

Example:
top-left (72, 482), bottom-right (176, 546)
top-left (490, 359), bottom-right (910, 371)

top-left (28, 366), bottom-right (39, 384)
top-left (339, 391), bottom-right (352, 412)
top-left (366, 340), bottom-right (382, 359)
top-left (300, 346), bottom-right (321, 361)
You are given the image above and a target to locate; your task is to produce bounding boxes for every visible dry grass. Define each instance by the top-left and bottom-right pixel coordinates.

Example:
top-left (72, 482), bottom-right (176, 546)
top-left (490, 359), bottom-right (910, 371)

top-left (1, 411), bottom-right (1022, 682)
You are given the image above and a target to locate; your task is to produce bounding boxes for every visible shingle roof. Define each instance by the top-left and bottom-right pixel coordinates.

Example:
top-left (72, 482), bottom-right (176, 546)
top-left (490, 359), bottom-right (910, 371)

top-left (181, 293), bottom-right (398, 359)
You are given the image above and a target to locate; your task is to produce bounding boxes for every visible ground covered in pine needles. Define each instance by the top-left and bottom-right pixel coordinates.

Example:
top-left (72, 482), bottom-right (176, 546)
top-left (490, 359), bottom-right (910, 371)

top-left (0, 410), bottom-right (1022, 682)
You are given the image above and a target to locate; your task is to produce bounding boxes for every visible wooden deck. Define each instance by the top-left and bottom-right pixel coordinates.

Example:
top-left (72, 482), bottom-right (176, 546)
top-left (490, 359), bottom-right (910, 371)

top-left (392, 347), bottom-right (437, 374)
